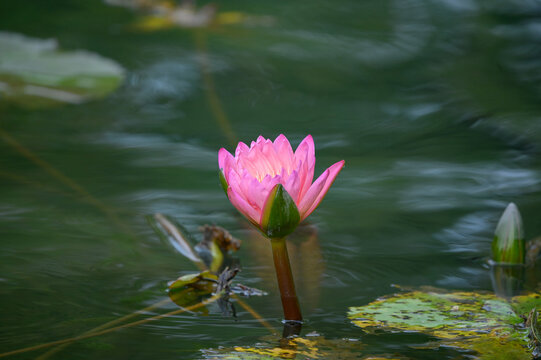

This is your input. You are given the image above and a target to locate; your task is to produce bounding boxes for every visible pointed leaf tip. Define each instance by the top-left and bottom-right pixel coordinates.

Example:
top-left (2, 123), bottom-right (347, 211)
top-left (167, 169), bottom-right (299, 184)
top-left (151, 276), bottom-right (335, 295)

top-left (493, 202), bottom-right (525, 264)
top-left (261, 184), bottom-right (300, 238)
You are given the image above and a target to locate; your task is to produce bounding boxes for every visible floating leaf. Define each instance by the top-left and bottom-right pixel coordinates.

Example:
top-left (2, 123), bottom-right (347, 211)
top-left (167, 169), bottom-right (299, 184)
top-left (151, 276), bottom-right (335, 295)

top-left (0, 32), bottom-right (124, 107)
top-left (168, 271), bottom-right (218, 291)
top-left (202, 335), bottom-right (372, 360)
top-left (168, 271), bottom-right (217, 308)
top-left (133, 2), bottom-right (217, 30)
top-left (168, 270), bottom-right (266, 311)
top-left (349, 289), bottom-right (541, 359)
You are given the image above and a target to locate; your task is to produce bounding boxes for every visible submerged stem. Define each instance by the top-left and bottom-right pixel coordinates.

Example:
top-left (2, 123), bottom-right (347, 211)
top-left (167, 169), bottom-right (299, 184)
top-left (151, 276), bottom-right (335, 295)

top-left (270, 237), bottom-right (303, 323)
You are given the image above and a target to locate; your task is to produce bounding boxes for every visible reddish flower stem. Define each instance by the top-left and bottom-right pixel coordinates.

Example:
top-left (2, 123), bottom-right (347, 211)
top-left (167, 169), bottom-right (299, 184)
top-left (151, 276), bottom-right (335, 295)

top-left (270, 237), bottom-right (303, 322)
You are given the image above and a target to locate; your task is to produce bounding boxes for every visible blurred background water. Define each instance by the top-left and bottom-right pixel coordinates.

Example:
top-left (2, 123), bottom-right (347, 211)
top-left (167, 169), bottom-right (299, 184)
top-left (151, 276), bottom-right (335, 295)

top-left (1, 0), bottom-right (541, 358)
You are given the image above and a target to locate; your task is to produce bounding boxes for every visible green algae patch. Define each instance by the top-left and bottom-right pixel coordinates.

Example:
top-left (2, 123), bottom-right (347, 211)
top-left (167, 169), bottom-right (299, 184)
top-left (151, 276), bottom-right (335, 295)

top-left (511, 293), bottom-right (541, 317)
top-left (348, 289), bottom-right (541, 359)
top-left (202, 335), bottom-right (392, 360)
top-left (0, 32), bottom-right (124, 108)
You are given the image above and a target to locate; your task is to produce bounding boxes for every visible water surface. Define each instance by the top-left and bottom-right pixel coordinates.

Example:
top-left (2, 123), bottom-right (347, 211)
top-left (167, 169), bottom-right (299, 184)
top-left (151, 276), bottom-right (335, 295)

top-left (1, 0), bottom-right (541, 358)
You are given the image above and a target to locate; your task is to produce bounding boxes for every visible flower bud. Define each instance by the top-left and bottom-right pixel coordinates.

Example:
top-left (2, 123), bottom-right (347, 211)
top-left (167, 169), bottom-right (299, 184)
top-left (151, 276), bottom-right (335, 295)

top-left (260, 184), bottom-right (300, 238)
top-left (492, 202), bottom-right (525, 264)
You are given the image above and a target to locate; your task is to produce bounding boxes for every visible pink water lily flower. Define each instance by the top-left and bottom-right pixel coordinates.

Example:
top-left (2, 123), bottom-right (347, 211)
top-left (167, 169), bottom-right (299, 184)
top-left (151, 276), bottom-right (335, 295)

top-left (219, 134), bottom-right (345, 235)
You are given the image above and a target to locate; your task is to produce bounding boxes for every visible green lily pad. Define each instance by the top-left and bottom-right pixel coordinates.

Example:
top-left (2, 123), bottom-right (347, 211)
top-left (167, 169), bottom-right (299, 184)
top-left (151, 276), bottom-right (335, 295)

top-left (167, 270), bottom-right (267, 311)
top-left (0, 32), bottom-right (124, 107)
top-left (348, 289), bottom-right (541, 359)
top-left (168, 271), bottom-right (218, 309)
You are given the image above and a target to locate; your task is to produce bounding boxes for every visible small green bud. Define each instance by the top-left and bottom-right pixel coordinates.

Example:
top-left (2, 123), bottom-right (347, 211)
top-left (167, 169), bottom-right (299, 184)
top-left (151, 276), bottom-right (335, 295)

top-left (492, 202), bottom-right (525, 264)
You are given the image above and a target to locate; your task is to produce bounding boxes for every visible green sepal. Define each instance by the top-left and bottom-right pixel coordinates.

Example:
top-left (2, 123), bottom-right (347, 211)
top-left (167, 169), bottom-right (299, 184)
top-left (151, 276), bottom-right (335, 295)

top-left (260, 184), bottom-right (300, 238)
top-left (492, 202), bottom-right (525, 264)
top-left (219, 170), bottom-right (229, 195)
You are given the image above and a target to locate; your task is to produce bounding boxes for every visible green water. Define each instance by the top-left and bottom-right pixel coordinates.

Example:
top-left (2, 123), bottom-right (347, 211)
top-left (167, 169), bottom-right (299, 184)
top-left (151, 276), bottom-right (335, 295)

top-left (1, 0), bottom-right (541, 358)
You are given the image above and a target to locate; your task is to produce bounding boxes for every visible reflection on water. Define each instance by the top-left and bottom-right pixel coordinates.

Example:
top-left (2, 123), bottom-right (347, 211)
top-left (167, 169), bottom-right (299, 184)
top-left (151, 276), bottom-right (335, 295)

top-left (127, 60), bottom-right (199, 109)
top-left (98, 132), bottom-right (216, 169)
top-left (395, 161), bottom-right (540, 211)
top-left (245, 224), bottom-right (324, 313)
top-left (1, 0), bottom-right (541, 358)
top-left (272, 0), bottom-right (431, 65)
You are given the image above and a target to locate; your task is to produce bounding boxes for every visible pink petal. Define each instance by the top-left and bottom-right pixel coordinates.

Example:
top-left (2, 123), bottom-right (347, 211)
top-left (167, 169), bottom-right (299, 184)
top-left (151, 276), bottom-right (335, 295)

top-left (294, 135), bottom-right (315, 201)
top-left (235, 141), bottom-right (250, 158)
top-left (240, 145), bottom-right (272, 180)
top-left (298, 168), bottom-right (329, 219)
top-left (296, 158), bottom-right (311, 202)
top-left (298, 160), bottom-right (345, 221)
top-left (226, 169), bottom-right (244, 199)
top-left (259, 173), bottom-right (281, 195)
top-left (242, 173), bottom-right (271, 211)
top-left (228, 169), bottom-right (261, 210)
top-left (227, 187), bottom-right (260, 225)
top-left (294, 135), bottom-right (315, 170)
top-left (273, 134), bottom-right (294, 173)
top-left (251, 135), bottom-right (267, 149)
top-left (262, 139), bottom-right (283, 174)
top-left (218, 148), bottom-right (235, 183)
top-left (283, 170), bottom-right (301, 204)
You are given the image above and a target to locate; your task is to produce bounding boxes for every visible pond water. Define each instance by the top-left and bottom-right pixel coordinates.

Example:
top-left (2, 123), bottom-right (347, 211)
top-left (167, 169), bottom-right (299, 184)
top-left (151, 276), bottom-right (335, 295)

top-left (1, 0), bottom-right (541, 359)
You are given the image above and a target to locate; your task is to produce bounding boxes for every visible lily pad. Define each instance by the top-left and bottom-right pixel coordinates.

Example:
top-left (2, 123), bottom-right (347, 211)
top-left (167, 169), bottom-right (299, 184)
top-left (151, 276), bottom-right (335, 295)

top-left (348, 289), bottom-right (541, 359)
top-left (167, 270), bottom-right (266, 310)
top-left (0, 32), bottom-right (124, 107)
top-left (168, 271), bottom-right (218, 308)
top-left (202, 335), bottom-right (375, 360)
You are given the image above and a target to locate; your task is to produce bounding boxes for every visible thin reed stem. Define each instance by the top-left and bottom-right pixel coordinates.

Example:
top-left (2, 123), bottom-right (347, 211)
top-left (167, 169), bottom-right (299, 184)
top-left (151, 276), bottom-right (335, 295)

top-left (36, 298), bottom-right (172, 360)
top-left (193, 30), bottom-right (237, 147)
top-left (0, 129), bottom-right (133, 236)
top-left (0, 293), bottom-right (222, 359)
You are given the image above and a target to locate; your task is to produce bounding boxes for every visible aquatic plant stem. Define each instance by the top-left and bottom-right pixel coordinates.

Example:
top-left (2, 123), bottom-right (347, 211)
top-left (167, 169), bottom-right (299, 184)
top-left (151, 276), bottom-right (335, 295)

top-left (193, 30), bottom-right (237, 147)
top-left (0, 293), bottom-right (222, 359)
top-left (270, 237), bottom-right (302, 323)
top-left (0, 129), bottom-right (133, 237)
top-left (36, 298), bottom-right (172, 360)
